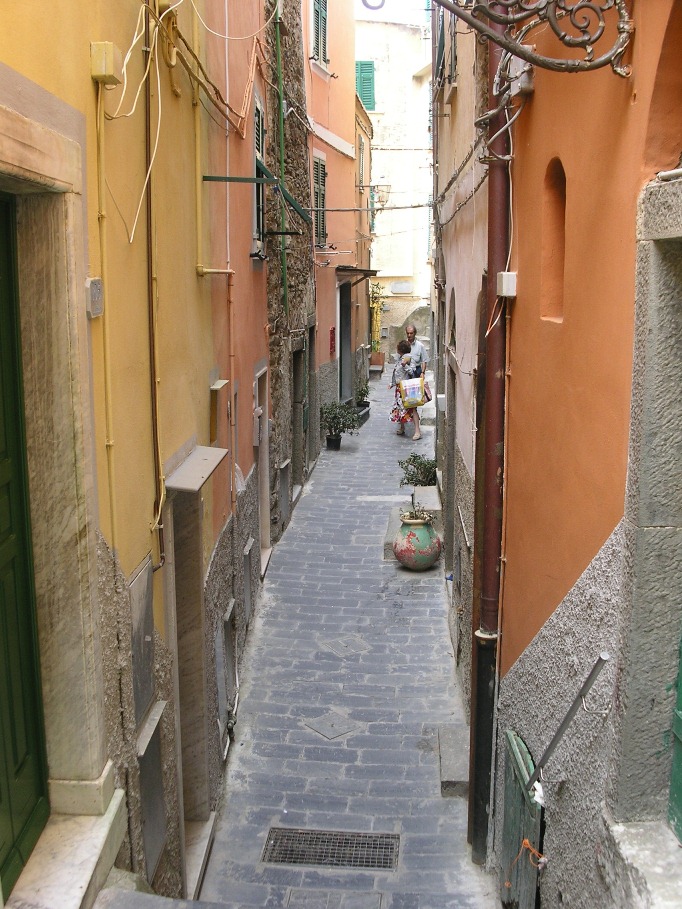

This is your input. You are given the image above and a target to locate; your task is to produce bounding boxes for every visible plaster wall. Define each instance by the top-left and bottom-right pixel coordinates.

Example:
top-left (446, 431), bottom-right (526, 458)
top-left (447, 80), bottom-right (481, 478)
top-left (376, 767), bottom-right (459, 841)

top-left (494, 523), bottom-right (626, 909)
top-left (451, 443), bottom-right (475, 716)
top-left (499, 3), bottom-right (681, 675)
top-left (355, 18), bottom-right (432, 313)
top-left (436, 28), bottom-right (488, 477)
top-left (493, 174), bottom-right (682, 909)
top-left (302, 0), bottom-right (357, 377)
top-left (318, 359), bottom-right (340, 413)
top-left (0, 6), bottom-right (276, 900)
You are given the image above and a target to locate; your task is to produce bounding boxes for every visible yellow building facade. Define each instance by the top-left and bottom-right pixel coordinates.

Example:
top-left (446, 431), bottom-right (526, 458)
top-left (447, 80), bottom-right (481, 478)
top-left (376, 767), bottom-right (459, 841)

top-left (0, 1), bottom-right (310, 903)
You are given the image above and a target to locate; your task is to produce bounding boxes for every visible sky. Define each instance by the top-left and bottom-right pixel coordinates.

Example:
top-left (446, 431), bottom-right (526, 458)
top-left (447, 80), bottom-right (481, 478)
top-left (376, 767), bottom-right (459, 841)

top-left (354, 0), bottom-right (432, 28)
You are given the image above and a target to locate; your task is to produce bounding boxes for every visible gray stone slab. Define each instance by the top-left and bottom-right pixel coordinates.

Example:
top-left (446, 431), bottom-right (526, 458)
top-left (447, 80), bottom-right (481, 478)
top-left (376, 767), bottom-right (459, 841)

top-left (322, 635), bottom-right (372, 656)
top-left (438, 725), bottom-right (470, 798)
top-left (95, 890), bottom-right (225, 909)
top-left (288, 890), bottom-right (383, 909)
top-left (304, 710), bottom-right (361, 740)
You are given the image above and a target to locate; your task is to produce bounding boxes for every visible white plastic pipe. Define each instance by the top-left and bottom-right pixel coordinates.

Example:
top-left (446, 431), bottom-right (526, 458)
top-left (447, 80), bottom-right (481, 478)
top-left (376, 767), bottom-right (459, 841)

top-left (658, 168), bottom-right (682, 181)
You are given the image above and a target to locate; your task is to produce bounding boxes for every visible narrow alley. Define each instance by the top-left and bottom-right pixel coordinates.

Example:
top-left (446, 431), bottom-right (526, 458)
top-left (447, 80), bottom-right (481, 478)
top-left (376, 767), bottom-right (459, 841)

top-left (197, 376), bottom-right (498, 909)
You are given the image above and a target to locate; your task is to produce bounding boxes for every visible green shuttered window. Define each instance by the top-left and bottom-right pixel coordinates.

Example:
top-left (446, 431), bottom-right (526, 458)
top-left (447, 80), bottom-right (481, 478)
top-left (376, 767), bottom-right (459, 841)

top-left (313, 157), bottom-right (326, 247)
top-left (313, 0), bottom-right (328, 65)
top-left (355, 61), bottom-right (375, 111)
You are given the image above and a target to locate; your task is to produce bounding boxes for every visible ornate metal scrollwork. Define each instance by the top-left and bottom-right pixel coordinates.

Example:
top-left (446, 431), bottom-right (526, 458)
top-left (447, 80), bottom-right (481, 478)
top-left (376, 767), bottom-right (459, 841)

top-left (433, 1), bottom-right (632, 76)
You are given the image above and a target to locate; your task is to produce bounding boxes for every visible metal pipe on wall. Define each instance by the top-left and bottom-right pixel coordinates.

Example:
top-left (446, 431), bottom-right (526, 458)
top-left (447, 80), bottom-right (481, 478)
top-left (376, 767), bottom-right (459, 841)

top-left (470, 9), bottom-right (510, 864)
top-left (96, 83), bottom-right (119, 557)
top-left (145, 0), bottom-right (165, 570)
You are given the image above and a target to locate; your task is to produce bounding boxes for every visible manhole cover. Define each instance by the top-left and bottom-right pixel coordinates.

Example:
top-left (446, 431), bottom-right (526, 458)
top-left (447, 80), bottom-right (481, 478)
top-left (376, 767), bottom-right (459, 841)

top-left (262, 827), bottom-right (400, 870)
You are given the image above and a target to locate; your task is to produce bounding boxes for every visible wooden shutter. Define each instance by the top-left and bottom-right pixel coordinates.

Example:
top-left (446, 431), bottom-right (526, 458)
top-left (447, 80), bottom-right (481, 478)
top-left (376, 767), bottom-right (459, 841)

top-left (319, 0), bottom-right (328, 63)
top-left (313, 158), bottom-right (326, 246)
top-left (254, 104), bottom-right (265, 245)
top-left (314, 0), bottom-right (328, 64)
top-left (355, 61), bottom-right (375, 111)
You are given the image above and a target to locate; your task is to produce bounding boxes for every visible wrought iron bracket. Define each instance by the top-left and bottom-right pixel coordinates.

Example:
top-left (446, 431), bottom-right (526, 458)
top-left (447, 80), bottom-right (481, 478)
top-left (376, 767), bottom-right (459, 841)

top-left (432, 1), bottom-right (633, 77)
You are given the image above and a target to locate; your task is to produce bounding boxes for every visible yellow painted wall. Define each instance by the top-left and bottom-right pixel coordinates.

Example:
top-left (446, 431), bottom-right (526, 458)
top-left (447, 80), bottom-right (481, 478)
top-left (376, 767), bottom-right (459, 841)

top-left (0, 1), bottom-right (270, 579)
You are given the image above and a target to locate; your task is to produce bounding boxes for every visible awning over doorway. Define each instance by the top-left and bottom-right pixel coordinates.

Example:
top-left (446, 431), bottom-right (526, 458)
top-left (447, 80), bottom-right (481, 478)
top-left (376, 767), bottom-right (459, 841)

top-left (335, 265), bottom-right (378, 288)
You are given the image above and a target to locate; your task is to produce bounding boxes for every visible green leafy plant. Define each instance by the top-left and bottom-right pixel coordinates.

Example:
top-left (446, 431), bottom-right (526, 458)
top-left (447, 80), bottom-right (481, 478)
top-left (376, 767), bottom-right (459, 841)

top-left (398, 453), bottom-right (437, 488)
top-left (355, 376), bottom-right (370, 405)
top-left (321, 401), bottom-right (360, 438)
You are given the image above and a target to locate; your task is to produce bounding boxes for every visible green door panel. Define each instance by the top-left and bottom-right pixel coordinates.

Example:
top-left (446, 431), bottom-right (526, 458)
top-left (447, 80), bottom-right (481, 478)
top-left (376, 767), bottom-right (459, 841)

top-left (0, 194), bottom-right (48, 898)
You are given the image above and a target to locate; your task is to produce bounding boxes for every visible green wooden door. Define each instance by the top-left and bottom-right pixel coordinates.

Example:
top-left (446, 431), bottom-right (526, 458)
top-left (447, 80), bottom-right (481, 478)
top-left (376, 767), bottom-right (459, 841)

top-left (0, 195), bottom-right (49, 899)
top-left (670, 636), bottom-right (682, 843)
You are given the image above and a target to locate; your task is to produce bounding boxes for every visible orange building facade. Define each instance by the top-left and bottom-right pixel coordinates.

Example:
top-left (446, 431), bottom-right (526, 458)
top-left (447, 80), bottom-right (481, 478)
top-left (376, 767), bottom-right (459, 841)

top-left (303, 0), bottom-right (371, 407)
top-left (433, 2), bottom-right (682, 905)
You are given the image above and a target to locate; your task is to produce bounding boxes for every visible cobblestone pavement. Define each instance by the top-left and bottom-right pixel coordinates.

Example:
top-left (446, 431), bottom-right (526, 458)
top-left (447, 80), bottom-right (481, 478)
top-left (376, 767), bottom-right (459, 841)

top-left (199, 376), bottom-right (499, 909)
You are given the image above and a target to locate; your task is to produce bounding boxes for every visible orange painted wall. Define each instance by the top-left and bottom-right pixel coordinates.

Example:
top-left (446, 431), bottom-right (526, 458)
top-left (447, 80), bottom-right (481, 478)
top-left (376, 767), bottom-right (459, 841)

top-left (303, 0), bottom-right (357, 371)
top-left (500, 3), bottom-right (681, 675)
top-left (205, 0), bottom-right (270, 539)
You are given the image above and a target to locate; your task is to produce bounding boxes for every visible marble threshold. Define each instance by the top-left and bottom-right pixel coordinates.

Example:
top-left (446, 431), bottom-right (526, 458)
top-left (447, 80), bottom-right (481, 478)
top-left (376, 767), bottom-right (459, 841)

top-left (7, 789), bottom-right (126, 909)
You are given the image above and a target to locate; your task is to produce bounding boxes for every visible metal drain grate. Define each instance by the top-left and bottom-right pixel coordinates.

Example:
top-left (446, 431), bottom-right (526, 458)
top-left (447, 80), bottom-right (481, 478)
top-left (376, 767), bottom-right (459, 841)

top-left (262, 827), bottom-right (400, 870)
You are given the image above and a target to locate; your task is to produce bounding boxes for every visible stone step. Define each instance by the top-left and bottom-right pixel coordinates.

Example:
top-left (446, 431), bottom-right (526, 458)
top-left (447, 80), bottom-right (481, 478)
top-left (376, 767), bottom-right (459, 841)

top-left (95, 889), bottom-right (225, 909)
top-left (438, 724), bottom-right (470, 798)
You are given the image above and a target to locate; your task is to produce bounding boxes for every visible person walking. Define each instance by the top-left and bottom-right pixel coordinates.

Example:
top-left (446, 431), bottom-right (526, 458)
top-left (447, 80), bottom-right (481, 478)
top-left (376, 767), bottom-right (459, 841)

top-left (390, 339), bottom-right (422, 440)
top-left (406, 323), bottom-right (427, 376)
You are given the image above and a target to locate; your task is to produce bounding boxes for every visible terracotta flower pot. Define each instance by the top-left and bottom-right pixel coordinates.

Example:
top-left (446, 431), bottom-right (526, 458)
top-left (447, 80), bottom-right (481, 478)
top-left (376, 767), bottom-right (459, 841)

top-left (393, 517), bottom-right (442, 571)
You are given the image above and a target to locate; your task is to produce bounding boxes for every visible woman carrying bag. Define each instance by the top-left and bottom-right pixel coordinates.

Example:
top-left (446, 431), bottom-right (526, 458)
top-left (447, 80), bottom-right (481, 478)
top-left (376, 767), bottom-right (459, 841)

top-left (389, 340), bottom-right (423, 441)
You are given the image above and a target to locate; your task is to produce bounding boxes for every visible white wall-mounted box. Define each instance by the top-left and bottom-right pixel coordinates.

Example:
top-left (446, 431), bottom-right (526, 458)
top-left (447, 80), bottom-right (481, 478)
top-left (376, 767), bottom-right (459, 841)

top-left (497, 271), bottom-right (517, 298)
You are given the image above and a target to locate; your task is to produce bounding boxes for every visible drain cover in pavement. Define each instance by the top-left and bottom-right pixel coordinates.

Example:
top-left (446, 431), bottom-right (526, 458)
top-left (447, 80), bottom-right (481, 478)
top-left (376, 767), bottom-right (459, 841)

top-left (262, 827), bottom-right (400, 870)
top-left (322, 634), bottom-right (371, 656)
top-left (304, 710), bottom-right (359, 740)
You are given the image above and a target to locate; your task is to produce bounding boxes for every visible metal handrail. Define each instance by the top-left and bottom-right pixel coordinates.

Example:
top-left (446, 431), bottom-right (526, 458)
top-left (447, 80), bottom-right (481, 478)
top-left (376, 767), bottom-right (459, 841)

top-left (526, 652), bottom-right (610, 791)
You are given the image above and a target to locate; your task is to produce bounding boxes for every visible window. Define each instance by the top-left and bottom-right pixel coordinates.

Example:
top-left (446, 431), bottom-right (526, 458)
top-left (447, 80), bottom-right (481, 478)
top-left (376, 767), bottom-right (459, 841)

top-left (254, 100), bottom-right (266, 251)
top-left (540, 157), bottom-right (566, 321)
top-left (448, 13), bottom-right (458, 85)
top-left (313, 0), bottom-right (328, 65)
top-left (355, 61), bottom-right (375, 111)
top-left (358, 135), bottom-right (365, 192)
top-left (313, 156), bottom-right (327, 247)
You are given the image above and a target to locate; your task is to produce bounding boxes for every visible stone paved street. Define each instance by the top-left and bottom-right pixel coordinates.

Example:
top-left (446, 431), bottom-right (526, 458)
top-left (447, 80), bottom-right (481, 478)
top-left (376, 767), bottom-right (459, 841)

top-left (199, 376), bottom-right (498, 909)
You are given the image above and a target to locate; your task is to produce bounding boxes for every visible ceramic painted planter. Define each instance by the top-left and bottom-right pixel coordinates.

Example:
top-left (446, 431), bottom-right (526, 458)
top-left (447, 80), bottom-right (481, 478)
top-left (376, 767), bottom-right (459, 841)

top-left (393, 517), bottom-right (442, 570)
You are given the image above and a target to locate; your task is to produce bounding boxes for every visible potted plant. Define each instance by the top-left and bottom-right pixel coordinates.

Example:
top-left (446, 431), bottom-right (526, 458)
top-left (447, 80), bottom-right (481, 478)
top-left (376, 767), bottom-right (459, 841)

top-left (398, 453), bottom-right (437, 488)
top-left (355, 376), bottom-right (370, 426)
top-left (393, 494), bottom-right (442, 570)
top-left (320, 401), bottom-right (360, 450)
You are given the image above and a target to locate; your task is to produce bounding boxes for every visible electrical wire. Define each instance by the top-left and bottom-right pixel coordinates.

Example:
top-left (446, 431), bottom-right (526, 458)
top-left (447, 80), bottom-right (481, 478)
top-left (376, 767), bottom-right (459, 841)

top-left (189, 0), bottom-right (278, 40)
top-left (129, 30), bottom-right (163, 243)
top-left (107, 4), bottom-right (149, 120)
top-left (437, 169), bottom-right (488, 227)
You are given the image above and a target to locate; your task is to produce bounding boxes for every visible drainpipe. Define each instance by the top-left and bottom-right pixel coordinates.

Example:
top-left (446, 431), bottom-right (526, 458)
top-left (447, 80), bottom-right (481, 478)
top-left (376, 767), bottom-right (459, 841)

top-left (469, 11), bottom-right (509, 865)
top-left (275, 2), bottom-right (288, 318)
top-left (145, 0), bottom-right (165, 569)
top-left (96, 83), bottom-right (119, 557)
